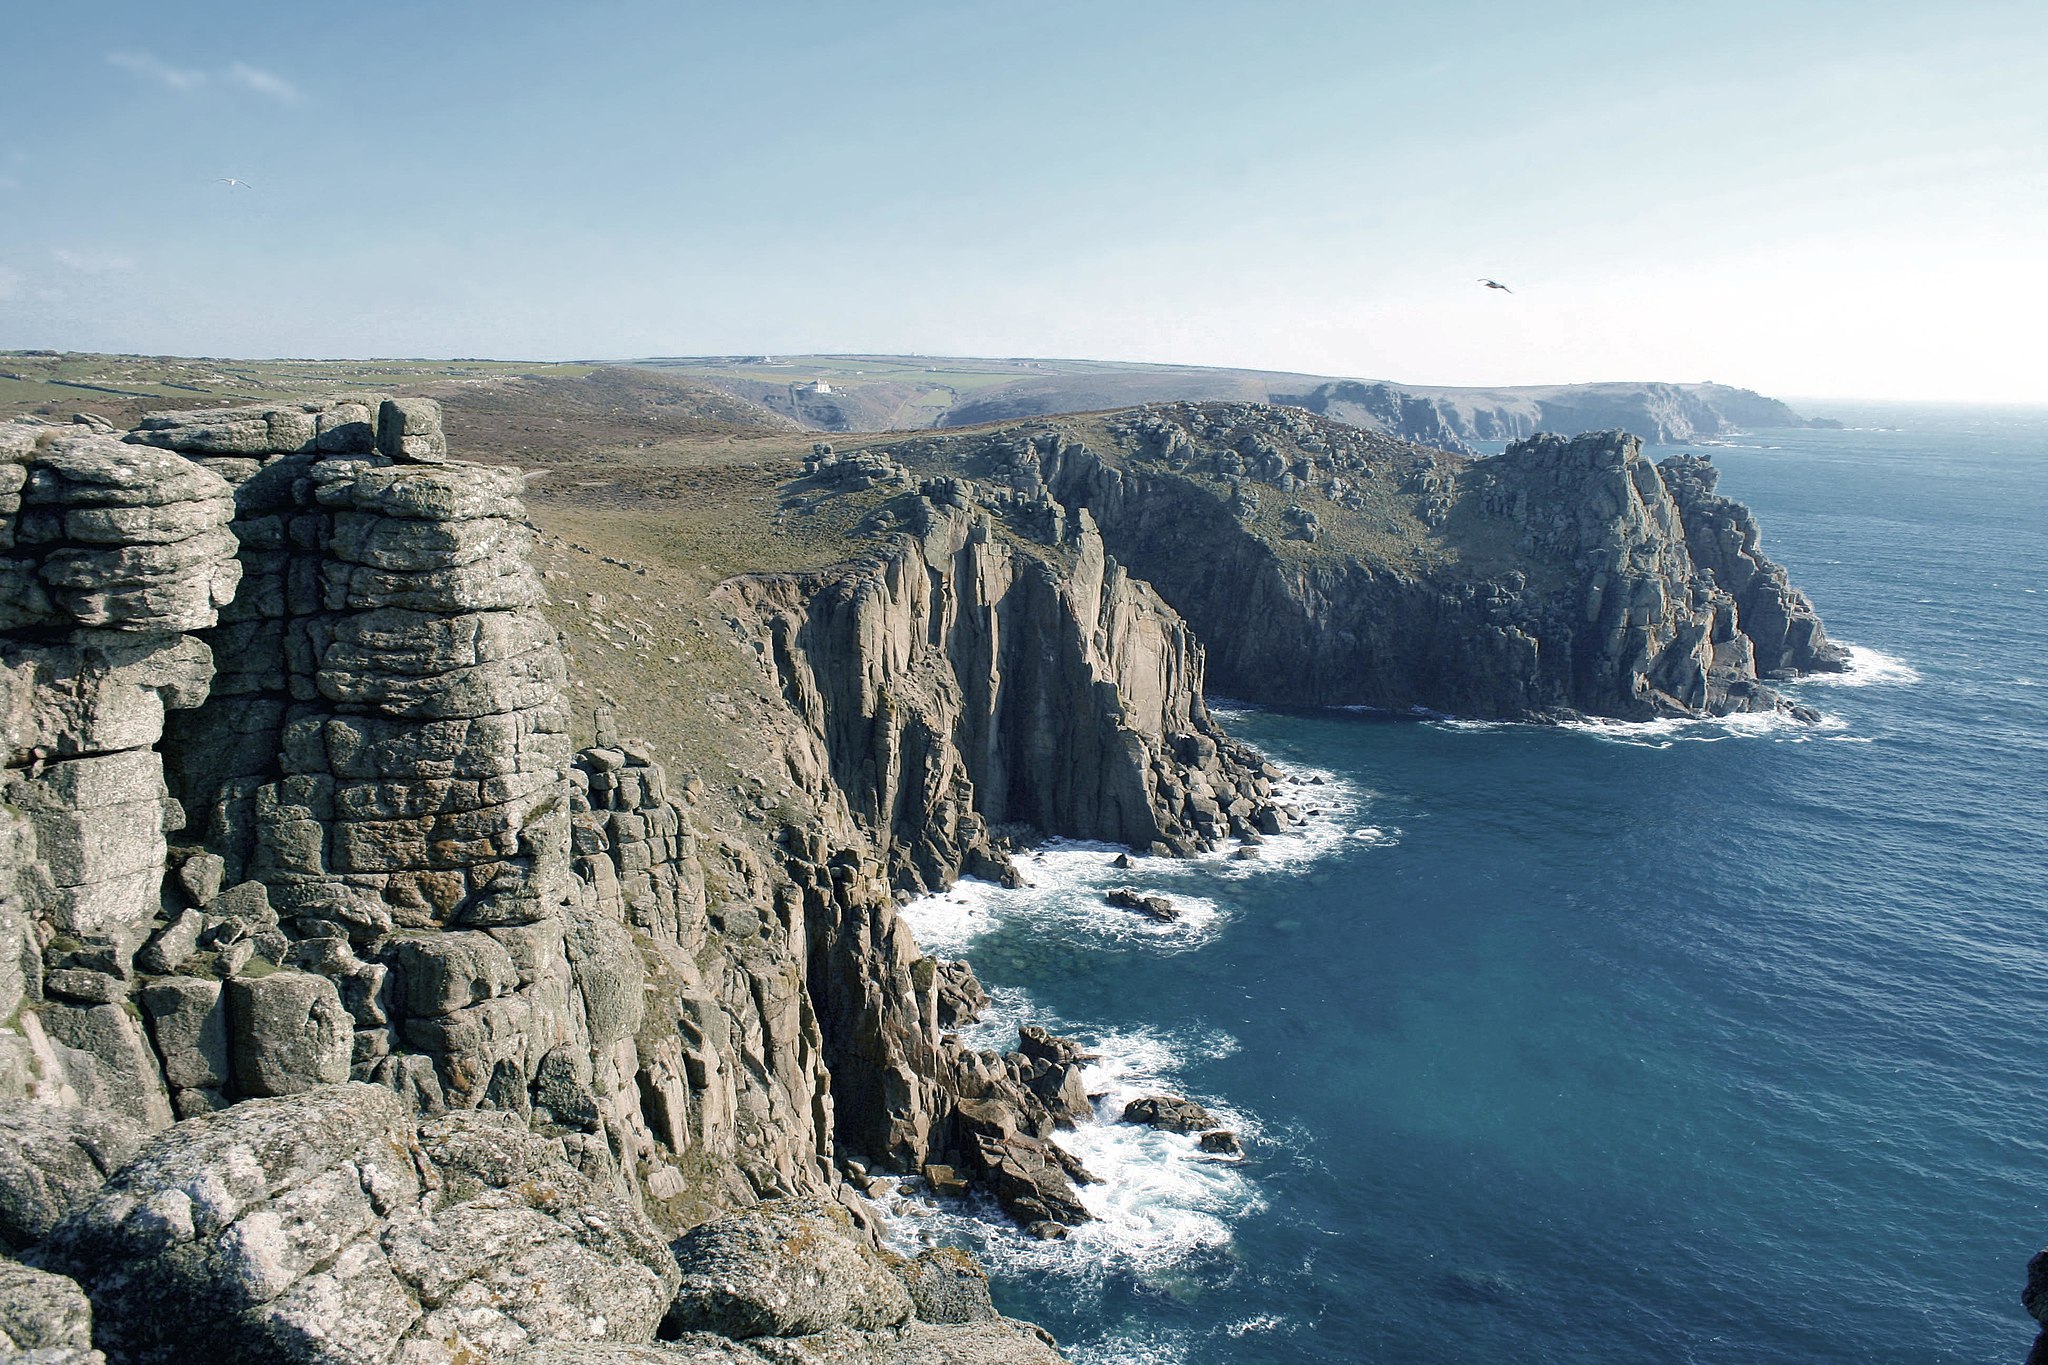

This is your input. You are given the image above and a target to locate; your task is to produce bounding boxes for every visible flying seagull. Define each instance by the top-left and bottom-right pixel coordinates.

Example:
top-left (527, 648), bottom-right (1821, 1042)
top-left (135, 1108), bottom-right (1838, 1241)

top-left (216, 177), bottom-right (255, 189)
top-left (1478, 277), bottom-right (1513, 293)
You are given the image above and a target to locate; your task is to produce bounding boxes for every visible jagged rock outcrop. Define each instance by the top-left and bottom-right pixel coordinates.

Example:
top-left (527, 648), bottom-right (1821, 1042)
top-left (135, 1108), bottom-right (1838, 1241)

top-left (33, 1085), bottom-right (680, 1365)
top-left (1654, 453), bottom-right (1845, 676)
top-left (869, 406), bottom-right (1845, 720)
top-left (720, 469), bottom-right (1289, 1223)
top-left (0, 419), bottom-right (242, 1126)
top-left (1281, 378), bottom-right (1825, 449)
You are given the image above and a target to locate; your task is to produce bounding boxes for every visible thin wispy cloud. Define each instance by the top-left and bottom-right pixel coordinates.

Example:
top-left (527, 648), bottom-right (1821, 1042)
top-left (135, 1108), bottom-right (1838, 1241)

top-left (107, 50), bottom-right (208, 92)
top-left (227, 63), bottom-right (302, 105)
top-left (106, 51), bottom-right (305, 104)
top-left (52, 248), bottom-right (137, 274)
top-left (0, 266), bottom-right (21, 301)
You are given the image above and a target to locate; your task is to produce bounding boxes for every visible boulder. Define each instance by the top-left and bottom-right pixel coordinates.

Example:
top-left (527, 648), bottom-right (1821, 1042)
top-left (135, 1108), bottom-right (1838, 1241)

top-left (0, 1257), bottom-right (100, 1358)
top-left (892, 1246), bottom-right (996, 1325)
top-left (1014, 1027), bottom-right (1094, 1068)
top-left (1103, 888), bottom-right (1176, 922)
top-left (1120, 1094), bottom-right (1217, 1134)
top-left (664, 1200), bottom-right (913, 1340)
top-left (0, 1105), bottom-right (143, 1251)
top-left (226, 971), bottom-right (353, 1096)
top-left (138, 977), bottom-right (230, 1115)
top-left (38, 1086), bottom-right (678, 1365)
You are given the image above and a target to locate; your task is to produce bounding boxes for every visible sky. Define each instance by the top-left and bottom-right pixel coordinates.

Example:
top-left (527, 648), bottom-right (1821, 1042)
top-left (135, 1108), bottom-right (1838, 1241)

top-left (1, 0), bottom-right (2043, 402)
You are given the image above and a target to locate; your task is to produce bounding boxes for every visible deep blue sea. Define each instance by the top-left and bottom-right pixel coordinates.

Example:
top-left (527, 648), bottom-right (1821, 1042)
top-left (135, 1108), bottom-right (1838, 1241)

top-left (885, 403), bottom-right (2048, 1364)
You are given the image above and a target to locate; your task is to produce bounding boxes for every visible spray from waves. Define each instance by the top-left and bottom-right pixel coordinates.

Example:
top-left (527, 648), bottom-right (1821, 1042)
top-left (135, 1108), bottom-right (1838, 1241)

top-left (898, 753), bottom-right (1376, 954)
top-left (1553, 707), bottom-right (1850, 748)
top-left (1422, 706), bottom-right (1852, 749)
top-left (1792, 642), bottom-right (1921, 688)
top-left (874, 1013), bottom-right (1267, 1289)
top-left (899, 843), bottom-right (1231, 958)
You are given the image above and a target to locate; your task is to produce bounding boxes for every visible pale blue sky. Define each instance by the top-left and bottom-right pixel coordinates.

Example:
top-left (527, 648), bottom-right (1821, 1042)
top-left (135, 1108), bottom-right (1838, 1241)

top-left (2, 1), bottom-right (2042, 401)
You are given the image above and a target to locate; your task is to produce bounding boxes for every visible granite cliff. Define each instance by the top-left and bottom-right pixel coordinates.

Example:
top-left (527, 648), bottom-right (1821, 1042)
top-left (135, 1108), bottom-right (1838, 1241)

top-left (828, 403), bottom-right (1846, 721)
top-left (0, 389), bottom-right (1846, 1365)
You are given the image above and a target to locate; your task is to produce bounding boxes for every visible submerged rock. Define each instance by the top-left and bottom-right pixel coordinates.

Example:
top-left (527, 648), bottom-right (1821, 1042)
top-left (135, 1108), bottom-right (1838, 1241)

top-left (1104, 888), bottom-right (1177, 922)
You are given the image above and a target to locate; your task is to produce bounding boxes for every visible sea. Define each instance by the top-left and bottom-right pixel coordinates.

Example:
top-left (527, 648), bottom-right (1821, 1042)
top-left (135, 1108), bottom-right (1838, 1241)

top-left (879, 402), bottom-right (2048, 1364)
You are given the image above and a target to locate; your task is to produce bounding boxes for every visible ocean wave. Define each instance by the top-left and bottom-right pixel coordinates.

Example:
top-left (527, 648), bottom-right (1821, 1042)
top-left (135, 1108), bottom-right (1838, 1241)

top-left (1794, 643), bottom-right (1921, 688)
top-left (1425, 706), bottom-right (1850, 748)
top-left (898, 845), bottom-right (1226, 957)
top-left (899, 756), bottom-right (1371, 956)
top-left (1555, 708), bottom-right (1850, 748)
top-left (1068, 1327), bottom-right (1195, 1365)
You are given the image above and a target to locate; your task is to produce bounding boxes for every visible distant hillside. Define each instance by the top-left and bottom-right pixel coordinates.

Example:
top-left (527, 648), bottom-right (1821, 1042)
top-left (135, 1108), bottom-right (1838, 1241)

top-left (633, 355), bottom-right (1839, 452)
top-left (0, 353), bottom-right (797, 456)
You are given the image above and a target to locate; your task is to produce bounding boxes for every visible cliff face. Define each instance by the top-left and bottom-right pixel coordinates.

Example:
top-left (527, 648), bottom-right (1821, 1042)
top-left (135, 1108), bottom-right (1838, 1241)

top-left (717, 450), bottom-right (1289, 1207)
top-left (1, 401), bottom-right (843, 1224)
top-left (846, 405), bottom-right (1846, 721)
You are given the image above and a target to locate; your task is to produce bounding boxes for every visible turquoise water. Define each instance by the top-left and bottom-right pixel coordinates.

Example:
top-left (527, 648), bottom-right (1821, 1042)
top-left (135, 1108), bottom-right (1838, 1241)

top-left (887, 405), bottom-right (2048, 1363)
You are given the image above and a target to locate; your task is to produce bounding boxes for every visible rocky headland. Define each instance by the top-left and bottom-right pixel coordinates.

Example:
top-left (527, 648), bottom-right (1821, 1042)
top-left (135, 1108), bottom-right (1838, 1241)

top-left (0, 386), bottom-right (1848, 1364)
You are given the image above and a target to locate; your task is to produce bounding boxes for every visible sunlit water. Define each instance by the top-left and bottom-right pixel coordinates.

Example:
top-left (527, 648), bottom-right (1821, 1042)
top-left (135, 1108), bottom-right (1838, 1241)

top-left (876, 404), bottom-right (2048, 1363)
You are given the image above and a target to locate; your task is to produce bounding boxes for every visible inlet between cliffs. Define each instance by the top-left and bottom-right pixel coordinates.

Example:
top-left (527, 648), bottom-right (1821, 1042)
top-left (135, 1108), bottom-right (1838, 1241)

top-left (872, 407), bottom-right (2048, 1365)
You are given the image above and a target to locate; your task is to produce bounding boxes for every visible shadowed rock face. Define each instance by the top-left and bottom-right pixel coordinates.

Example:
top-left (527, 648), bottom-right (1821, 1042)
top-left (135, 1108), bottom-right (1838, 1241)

top-left (874, 407), bottom-right (1846, 721)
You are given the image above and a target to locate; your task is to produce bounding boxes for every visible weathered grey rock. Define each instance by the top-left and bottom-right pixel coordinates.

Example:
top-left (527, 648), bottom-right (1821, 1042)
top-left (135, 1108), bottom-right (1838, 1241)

top-left (177, 852), bottom-right (228, 906)
top-left (1121, 1095), bottom-right (1217, 1134)
top-left (734, 1320), bottom-right (1067, 1364)
top-left (0, 1105), bottom-right (143, 1251)
top-left (1104, 888), bottom-right (1176, 922)
top-left (34, 1003), bottom-right (175, 1129)
top-left (39, 1086), bottom-right (679, 1365)
top-left (1015, 1027), bottom-right (1094, 1068)
top-left (138, 977), bottom-right (230, 1114)
top-left (387, 931), bottom-right (519, 1018)
top-left (226, 971), bottom-right (352, 1095)
top-left (665, 1200), bottom-right (913, 1340)
top-left (892, 1246), bottom-right (996, 1325)
top-left (0, 1257), bottom-right (99, 1356)
top-left (375, 398), bottom-right (449, 465)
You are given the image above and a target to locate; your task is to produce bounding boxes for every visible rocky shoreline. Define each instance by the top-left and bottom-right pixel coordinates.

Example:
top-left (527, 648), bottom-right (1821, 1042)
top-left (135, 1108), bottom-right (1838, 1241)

top-left (0, 394), bottom-right (1853, 1363)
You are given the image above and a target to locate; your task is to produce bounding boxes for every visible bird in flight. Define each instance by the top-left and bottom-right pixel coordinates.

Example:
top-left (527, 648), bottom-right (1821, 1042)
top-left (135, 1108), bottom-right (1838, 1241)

top-left (1478, 278), bottom-right (1513, 293)
top-left (216, 177), bottom-right (255, 189)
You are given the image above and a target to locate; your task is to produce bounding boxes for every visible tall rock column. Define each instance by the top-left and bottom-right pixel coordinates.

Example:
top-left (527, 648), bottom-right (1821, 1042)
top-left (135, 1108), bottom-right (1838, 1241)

top-left (0, 420), bottom-right (240, 1125)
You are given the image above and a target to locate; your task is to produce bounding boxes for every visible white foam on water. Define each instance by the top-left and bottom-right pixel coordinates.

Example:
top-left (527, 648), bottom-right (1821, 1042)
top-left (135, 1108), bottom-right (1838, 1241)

top-left (1551, 706), bottom-right (1852, 748)
top-left (1190, 764), bottom-right (1369, 880)
top-left (952, 982), bottom-right (1039, 1054)
top-left (877, 721), bottom-right (1358, 1316)
top-left (900, 816), bottom-right (1355, 960)
top-left (1224, 1313), bottom-right (1290, 1338)
top-left (1794, 643), bottom-right (1921, 688)
top-left (898, 842), bottom-right (1226, 957)
top-left (1068, 1328), bottom-right (1195, 1365)
top-left (874, 1023), bottom-right (1264, 1289)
